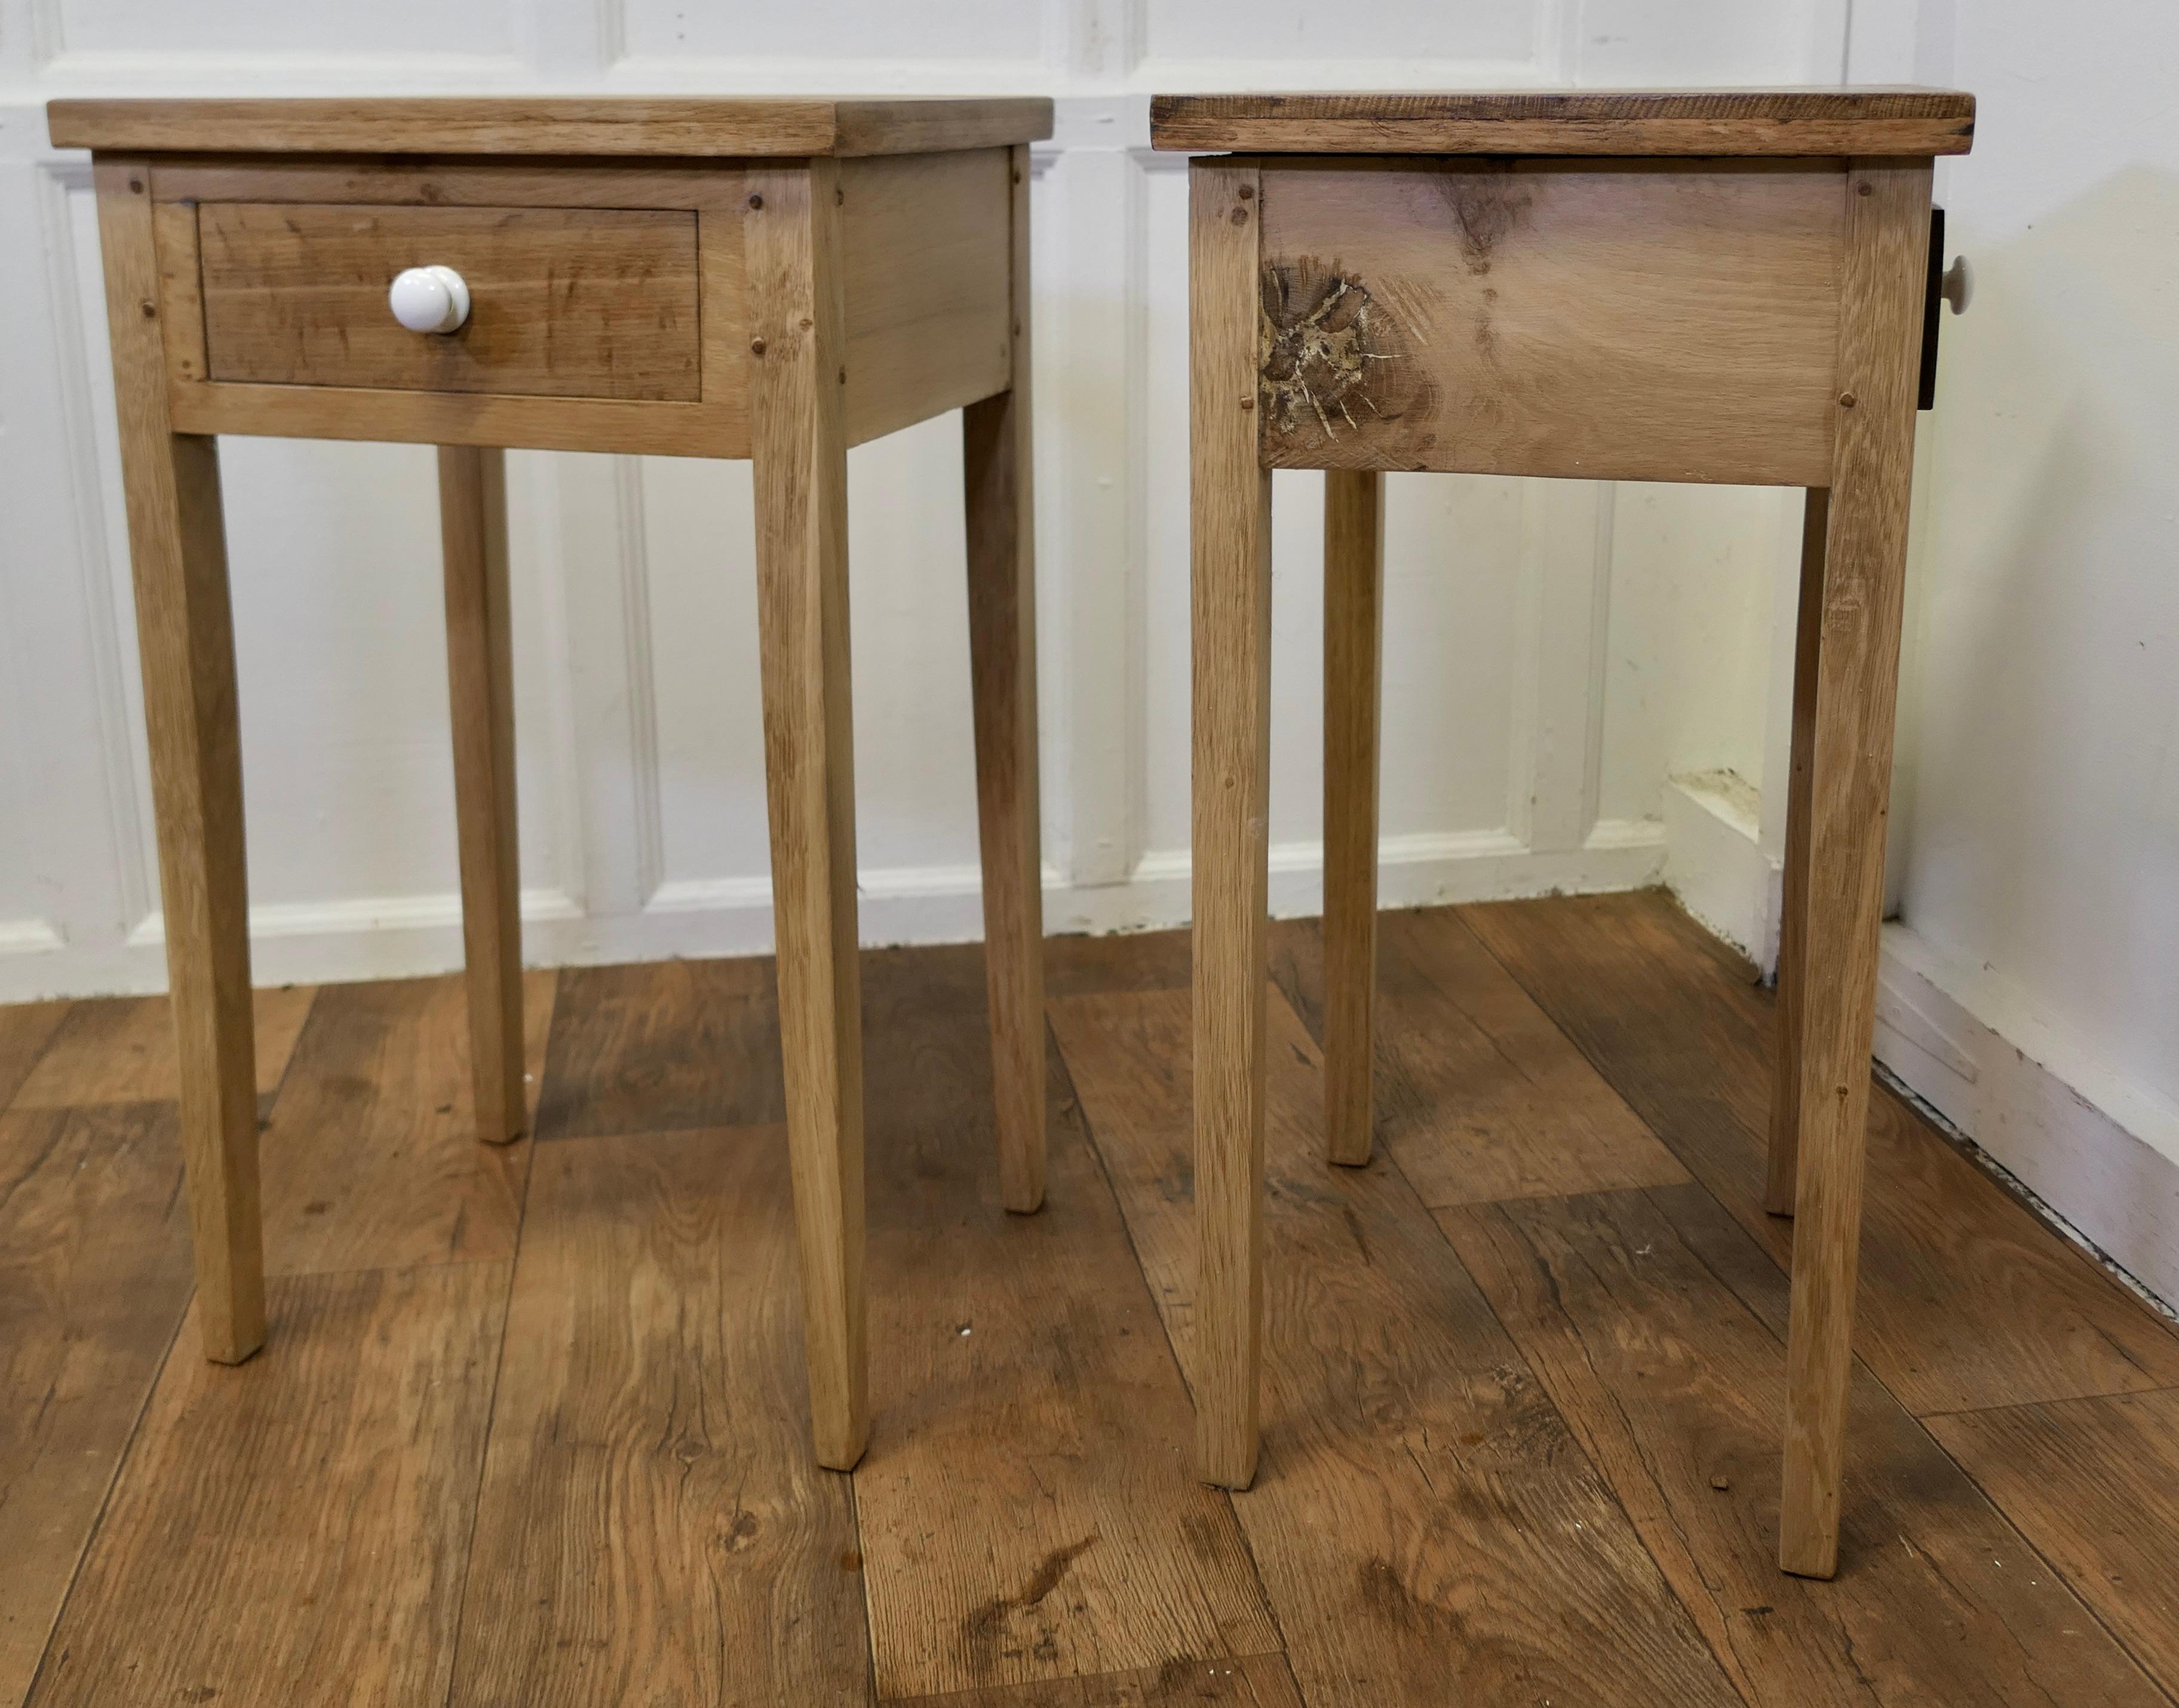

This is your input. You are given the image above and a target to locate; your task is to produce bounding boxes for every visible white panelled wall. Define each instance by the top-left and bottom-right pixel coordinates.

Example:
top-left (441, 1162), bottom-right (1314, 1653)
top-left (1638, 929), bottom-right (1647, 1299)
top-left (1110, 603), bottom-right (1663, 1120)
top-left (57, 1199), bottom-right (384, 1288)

top-left (7, 1), bottom-right (2175, 1301)
top-left (0, 0), bottom-right (1839, 996)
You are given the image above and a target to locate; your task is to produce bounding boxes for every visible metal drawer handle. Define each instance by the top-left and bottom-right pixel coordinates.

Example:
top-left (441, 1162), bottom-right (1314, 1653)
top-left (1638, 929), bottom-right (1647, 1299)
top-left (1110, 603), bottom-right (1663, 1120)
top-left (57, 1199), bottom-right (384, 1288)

top-left (388, 265), bottom-right (471, 335)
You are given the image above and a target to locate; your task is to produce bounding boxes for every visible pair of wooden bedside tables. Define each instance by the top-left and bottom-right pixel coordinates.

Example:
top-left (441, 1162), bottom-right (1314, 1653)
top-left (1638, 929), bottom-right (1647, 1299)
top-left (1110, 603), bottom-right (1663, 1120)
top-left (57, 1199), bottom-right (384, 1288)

top-left (51, 85), bottom-right (1973, 1582)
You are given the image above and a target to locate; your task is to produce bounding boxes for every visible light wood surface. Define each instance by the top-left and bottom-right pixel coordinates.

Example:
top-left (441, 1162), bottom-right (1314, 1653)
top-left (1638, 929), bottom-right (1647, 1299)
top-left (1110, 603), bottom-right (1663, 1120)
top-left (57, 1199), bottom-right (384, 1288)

top-left (151, 157), bottom-right (751, 210)
top-left (1765, 486), bottom-right (1830, 1215)
top-left (1255, 158), bottom-right (1844, 485)
top-left (25, 1266), bottom-right (508, 1708)
top-left (10, 983), bottom-right (313, 1111)
top-left (1150, 88), bottom-right (1975, 156)
top-left (92, 157), bottom-right (263, 1367)
top-left (1053, 986), bottom-right (1742, 1707)
top-left (437, 446), bottom-right (526, 1147)
top-left (9, 898), bottom-right (2178, 1703)
top-left (1187, 158), bottom-right (1273, 1491)
top-left (50, 96), bottom-right (1054, 158)
top-left (168, 378), bottom-right (745, 459)
top-left (1464, 890), bottom-right (2179, 1416)
top-left (1777, 160), bottom-right (1934, 1581)
top-left (1319, 468), bottom-right (1383, 1167)
top-left (843, 147), bottom-right (1014, 446)
top-left (254, 971), bottom-right (553, 1277)
top-left (1445, 1183), bottom-right (2172, 1707)
top-left (0, 1104), bottom-right (193, 1706)
top-left (450, 1126), bottom-right (872, 1706)
top-left (1928, 1388), bottom-right (2179, 1699)
top-left (1275, 908), bottom-right (1692, 1206)
top-left (961, 145), bottom-right (1048, 1215)
top-left (197, 202), bottom-right (701, 401)
top-left (853, 949), bottom-right (1281, 1699)
top-left (745, 158), bottom-right (868, 1473)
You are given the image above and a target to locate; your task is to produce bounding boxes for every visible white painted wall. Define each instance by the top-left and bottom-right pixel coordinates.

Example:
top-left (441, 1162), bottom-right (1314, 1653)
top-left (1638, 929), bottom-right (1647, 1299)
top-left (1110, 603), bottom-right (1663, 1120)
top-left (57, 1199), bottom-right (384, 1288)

top-left (1871, 0), bottom-right (2179, 1304)
top-left (0, 0), bottom-right (1837, 1001)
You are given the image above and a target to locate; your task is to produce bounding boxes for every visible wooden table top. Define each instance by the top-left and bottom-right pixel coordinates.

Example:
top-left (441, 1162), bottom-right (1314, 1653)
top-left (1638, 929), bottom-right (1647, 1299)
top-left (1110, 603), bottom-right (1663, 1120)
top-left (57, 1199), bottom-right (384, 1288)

top-left (1150, 88), bottom-right (1974, 157)
top-left (47, 96), bottom-right (1054, 159)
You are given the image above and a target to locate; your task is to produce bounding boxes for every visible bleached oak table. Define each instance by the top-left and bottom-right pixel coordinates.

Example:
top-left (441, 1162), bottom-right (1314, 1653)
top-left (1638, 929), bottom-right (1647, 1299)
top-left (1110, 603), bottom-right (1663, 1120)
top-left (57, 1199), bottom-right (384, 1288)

top-left (48, 94), bottom-right (1055, 1473)
top-left (1154, 87), bottom-right (1974, 1578)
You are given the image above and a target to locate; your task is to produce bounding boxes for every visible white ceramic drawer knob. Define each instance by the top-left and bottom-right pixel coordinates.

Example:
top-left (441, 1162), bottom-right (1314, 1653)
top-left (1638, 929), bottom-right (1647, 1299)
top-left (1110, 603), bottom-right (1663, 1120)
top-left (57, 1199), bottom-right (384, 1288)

top-left (388, 265), bottom-right (471, 334)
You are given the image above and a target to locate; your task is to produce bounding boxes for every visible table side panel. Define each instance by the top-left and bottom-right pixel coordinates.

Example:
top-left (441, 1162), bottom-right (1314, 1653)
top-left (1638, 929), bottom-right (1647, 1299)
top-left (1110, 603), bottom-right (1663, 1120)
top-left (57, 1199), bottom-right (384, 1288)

top-left (1256, 157), bottom-right (1846, 485)
top-left (840, 147), bottom-right (1014, 446)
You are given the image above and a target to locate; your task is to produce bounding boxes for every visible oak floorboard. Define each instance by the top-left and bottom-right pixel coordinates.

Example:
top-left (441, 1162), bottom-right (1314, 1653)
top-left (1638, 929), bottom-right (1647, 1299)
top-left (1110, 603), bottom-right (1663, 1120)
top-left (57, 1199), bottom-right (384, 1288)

top-left (1270, 910), bottom-right (1690, 1204)
top-left (855, 945), bottom-right (1282, 1701)
top-left (1461, 891), bottom-right (2179, 1413)
top-left (1442, 1183), bottom-right (2168, 1706)
top-left (449, 1125), bottom-right (871, 1708)
top-left (1044, 928), bottom-right (1193, 999)
top-left (1928, 1387), bottom-right (2179, 1700)
top-left (0, 1001), bottom-right (70, 1112)
top-left (533, 955), bottom-right (785, 1139)
top-left (10, 986), bottom-right (315, 1113)
top-left (256, 969), bottom-right (554, 1275)
top-left (0, 1103), bottom-right (193, 1708)
top-left (892, 1652), bottom-right (1305, 1707)
top-left (26, 1262), bottom-right (510, 1708)
top-left (1049, 984), bottom-right (1738, 1708)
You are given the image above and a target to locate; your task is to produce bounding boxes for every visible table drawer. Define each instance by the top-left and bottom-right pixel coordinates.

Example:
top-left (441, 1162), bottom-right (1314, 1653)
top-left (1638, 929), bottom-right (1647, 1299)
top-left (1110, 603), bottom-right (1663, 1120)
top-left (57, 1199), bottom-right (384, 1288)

top-left (195, 201), bottom-right (701, 401)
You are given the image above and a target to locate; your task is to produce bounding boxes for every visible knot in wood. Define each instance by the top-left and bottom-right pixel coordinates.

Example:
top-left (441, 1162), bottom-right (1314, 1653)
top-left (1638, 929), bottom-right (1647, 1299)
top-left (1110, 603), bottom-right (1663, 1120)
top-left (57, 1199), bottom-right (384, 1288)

top-left (1257, 260), bottom-right (1410, 445)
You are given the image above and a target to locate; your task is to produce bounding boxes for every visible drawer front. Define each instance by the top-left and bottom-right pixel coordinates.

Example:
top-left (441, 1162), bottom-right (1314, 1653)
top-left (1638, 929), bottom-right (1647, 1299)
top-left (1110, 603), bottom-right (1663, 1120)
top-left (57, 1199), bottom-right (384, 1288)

top-left (196, 202), bottom-right (701, 401)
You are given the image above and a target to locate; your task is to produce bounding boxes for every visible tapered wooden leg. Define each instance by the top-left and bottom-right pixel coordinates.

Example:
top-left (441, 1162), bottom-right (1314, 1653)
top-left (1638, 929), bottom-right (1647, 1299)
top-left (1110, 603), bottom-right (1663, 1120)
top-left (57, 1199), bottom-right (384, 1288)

top-left (962, 143), bottom-right (1046, 1215)
top-left (94, 160), bottom-right (263, 1364)
top-left (438, 445), bottom-right (525, 1145)
top-left (1765, 486), bottom-right (1830, 1216)
top-left (746, 158), bottom-right (868, 1473)
top-left (1322, 469), bottom-right (1385, 1168)
top-left (1190, 160), bottom-right (1273, 1490)
top-left (1779, 160), bottom-right (1932, 1580)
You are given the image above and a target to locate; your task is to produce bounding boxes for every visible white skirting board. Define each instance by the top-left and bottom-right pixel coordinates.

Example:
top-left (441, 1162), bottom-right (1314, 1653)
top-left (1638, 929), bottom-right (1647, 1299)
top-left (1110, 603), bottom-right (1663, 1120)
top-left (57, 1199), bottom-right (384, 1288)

top-left (0, 818), bottom-right (1666, 1001)
top-left (1873, 925), bottom-right (2179, 1318)
top-left (1659, 772), bottom-right (2179, 1317)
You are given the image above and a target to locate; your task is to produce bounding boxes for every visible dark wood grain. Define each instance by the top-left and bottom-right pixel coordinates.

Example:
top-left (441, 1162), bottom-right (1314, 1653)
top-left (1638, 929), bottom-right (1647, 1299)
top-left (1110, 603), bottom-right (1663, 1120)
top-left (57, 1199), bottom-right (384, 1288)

top-left (895, 1652), bottom-right (1305, 1707)
top-left (0, 1103), bottom-right (193, 1706)
top-left (1443, 1182), bottom-right (2169, 1706)
top-left (26, 1262), bottom-right (509, 1708)
top-left (256, 968), bottom-right (554, 1275)
top-left (1462, 891), bottom-right (2179, 1413)
top-left (1928, 1388), bottom-right (2179, 1698)
top-left (11, 985), bottom-right (314, 1113)
top-left (450, 1124), bottom-right (870, 1708)
top-left (1045, 928), bottom-right (1193, 998)
top-left (1272, 910), bottom-right (1690, 1204)
top-left (1150, 88), bottom-right (1976, 156)
top-left (854, 945), bottom-right (1282, 1701)
top-left (535, 955), bottom-right (784, 1138)
top-left (0, 1000), bottom-right (69, 1111)
top-left (1050, 984), bottom-right (1739, 1708)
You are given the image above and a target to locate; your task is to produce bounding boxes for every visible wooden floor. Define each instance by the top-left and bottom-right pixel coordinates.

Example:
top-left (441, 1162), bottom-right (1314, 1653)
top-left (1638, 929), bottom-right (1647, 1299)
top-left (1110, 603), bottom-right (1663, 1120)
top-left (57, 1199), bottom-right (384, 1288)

top-left (5, 890), bottom-right (2178, 1707)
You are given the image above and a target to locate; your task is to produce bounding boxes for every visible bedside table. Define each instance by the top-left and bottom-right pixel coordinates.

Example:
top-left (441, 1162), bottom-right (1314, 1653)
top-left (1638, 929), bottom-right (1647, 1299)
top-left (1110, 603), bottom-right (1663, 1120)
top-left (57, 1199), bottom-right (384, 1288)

top-left (1155, 86), bottom-right (1972, 1578)
top-left (48, 94), bottom-right (1055, 1474)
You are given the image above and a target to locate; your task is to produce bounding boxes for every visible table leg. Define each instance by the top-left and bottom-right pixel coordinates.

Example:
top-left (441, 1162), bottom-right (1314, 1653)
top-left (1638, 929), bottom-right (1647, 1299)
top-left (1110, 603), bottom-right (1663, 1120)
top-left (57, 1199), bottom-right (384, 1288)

top-left (962, 142), bottom-right (1047, 1215)
top-left (1778, 160), bottom-right (1932, 1579)
top-left (438, 445), bottom-right (525, 1145)
top-left (1190, 159), bottom-right (1273, 1489)
top-left (1765, 486), bottom-right (1830, 1216)
top-left (746, 158), bottom-right (868, 1473)
top-left (1322, 468), bottom-right (1385, 1168)
top-left (95, 159), bottom-right (264, 1363)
